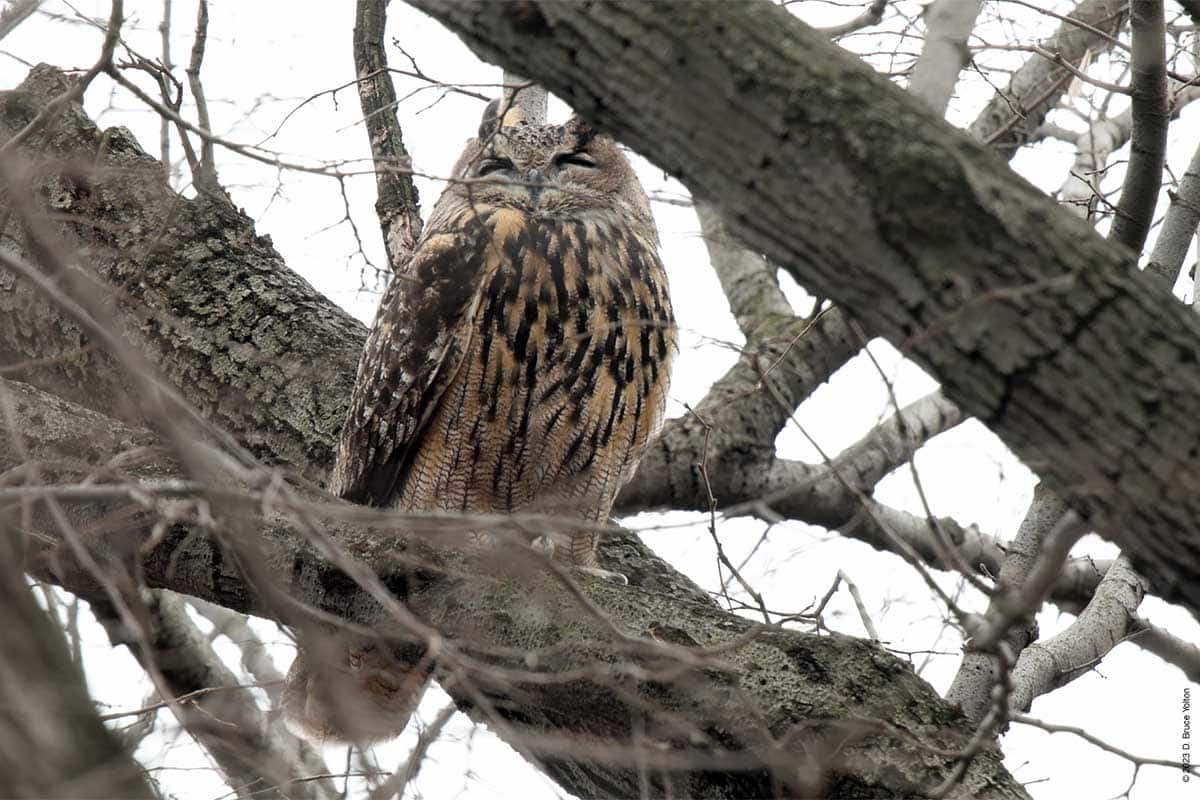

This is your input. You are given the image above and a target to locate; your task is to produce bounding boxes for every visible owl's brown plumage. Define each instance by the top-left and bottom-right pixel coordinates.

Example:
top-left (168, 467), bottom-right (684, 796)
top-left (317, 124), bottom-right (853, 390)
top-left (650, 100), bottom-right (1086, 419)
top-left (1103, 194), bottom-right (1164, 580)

top-left (334, 107), bottom-right (674, 564)
top-left (284, 104), bottom-right (675, 742)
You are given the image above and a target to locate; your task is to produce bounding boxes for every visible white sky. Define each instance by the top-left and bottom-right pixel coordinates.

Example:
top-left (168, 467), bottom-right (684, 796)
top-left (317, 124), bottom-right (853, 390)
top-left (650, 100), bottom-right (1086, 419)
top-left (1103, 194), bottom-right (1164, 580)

top-left (3, 2), bottom-right (1199, 799)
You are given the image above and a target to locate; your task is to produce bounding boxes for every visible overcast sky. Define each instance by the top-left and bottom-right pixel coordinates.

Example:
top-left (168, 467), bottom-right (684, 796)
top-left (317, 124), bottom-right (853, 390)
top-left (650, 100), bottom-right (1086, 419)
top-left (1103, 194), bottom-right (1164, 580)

top-left (3, 2), bottom-right (1198, 798)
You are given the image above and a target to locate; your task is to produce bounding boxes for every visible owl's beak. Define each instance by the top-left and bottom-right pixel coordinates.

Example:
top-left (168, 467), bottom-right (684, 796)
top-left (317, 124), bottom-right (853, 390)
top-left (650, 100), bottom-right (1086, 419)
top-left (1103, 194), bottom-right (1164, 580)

top-left (524, 168), bottom-right (551, 201)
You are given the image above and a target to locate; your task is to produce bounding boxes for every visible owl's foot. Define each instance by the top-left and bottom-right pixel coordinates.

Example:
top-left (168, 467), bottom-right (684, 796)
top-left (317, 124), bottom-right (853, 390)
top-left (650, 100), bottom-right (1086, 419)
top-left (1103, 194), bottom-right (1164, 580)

top-left (574, 565), bottom-right (628, 585)
top-left (282, 641), bottom-right (430, 744)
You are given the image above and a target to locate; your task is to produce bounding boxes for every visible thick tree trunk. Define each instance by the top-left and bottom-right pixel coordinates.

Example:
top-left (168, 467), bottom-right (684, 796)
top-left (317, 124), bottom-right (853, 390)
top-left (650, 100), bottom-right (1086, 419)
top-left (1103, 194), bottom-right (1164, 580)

top-left (0, 65), bottom-right (363, 481)
top-left (406, 0), bottom-right (1200, 622)
top-left (0, 67), bottom-right (1027, 799)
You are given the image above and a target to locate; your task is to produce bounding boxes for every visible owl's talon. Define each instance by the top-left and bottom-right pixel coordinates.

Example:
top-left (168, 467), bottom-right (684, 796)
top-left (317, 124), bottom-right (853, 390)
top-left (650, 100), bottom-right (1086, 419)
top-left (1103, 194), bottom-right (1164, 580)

top-left (575, 566), bottom-right (628, 585)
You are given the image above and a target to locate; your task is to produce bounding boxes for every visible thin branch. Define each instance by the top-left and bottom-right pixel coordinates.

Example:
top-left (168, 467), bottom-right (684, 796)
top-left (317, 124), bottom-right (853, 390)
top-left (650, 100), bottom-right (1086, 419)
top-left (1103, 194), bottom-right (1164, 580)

top-left (1147, 132), bottom-right (1200, 289)
top-left (0, 523), bottom-right (152, 798)
top-left (908, 0), bottom-right (983, 115)
top-left (695, 200), bottom-right (793, 336)
top-left (183, 0), bottom-right (227, 204)
top-left (1109, 0), bottom-right (1169, 252)
top-left (157, 0), bottom-right (172, 181)
top-left (89, 591), bottom-right (338, 800)
top-left (965, 511), bottom-right (1090, 652)
top-left (0, 0), bottom-right (41, 42)
top-left (366, 704), bottom-right (457, 800)
top-left (353, 0), bottom-right (423, 272)
top-left (818, 0), bottom-right (888, 39)
top-left (970, 0), bottom-right (1130, 155)
top-left (946, 485), bottom-right (1066, 724)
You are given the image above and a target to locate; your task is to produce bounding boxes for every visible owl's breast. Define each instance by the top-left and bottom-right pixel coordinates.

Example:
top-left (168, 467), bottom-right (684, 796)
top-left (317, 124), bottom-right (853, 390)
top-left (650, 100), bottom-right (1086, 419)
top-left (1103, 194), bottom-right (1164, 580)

top-left (398, 206), bottom-right (675, 518)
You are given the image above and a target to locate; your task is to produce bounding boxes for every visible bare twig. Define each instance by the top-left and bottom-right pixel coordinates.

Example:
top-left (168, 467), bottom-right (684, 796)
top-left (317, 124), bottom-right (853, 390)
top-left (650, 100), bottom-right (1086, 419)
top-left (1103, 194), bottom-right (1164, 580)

top-left (183, 0), bottom-right (227, 203)
top-left (818, 0), bottom-right (889, 39)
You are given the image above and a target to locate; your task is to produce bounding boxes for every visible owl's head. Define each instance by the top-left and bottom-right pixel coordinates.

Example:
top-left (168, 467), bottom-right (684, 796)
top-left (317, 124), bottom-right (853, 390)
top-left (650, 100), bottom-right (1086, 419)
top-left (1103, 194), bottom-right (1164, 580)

top-left (442, 99), bottom-right (653, 229)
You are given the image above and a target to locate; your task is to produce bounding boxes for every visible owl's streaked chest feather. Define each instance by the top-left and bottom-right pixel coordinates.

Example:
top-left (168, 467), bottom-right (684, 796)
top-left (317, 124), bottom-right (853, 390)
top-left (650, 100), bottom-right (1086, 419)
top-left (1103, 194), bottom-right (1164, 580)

top-left (396, 204), bottom-right (674, 517)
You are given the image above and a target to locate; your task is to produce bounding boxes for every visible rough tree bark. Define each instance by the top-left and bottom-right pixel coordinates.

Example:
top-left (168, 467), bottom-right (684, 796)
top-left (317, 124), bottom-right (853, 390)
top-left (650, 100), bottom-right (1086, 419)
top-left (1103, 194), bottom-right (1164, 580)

top-left (0, 68), bottom-right (1026, 798)
top-left (0, 67), bottom-right (362, 481)
top-left (407, 0), bottom-right (1200, 622)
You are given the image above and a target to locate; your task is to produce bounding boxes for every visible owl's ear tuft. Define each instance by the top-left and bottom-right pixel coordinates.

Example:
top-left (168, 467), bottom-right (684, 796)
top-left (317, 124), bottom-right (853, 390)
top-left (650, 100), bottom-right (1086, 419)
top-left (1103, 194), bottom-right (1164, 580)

top-left (478, 99), bottom-right (526, 139)
top-left (478, 99), bottom-right (501, 139)
top-left (564, 114), bottom-right (598, 147)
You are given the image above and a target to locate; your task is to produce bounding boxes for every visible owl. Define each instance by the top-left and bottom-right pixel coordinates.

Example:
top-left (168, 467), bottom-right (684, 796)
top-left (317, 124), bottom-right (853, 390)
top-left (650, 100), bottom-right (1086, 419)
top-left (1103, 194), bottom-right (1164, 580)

top-left (283, 100), bottom-right (675, 742)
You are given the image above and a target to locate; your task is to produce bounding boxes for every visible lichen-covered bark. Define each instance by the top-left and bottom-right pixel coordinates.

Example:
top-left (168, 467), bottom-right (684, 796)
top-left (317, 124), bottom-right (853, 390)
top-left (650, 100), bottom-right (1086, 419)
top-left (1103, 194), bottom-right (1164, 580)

top-left (0, 65), bottom-right (365, 481)
top-left (407, 0), bottom-right (1200, 622)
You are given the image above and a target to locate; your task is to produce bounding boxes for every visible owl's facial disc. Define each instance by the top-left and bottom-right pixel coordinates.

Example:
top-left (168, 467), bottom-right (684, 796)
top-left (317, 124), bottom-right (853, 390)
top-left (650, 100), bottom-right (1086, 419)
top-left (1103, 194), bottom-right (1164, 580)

top-left (453, 117), bottom-right (648, 220)
top-left (471, 151), bottom-right (600, 208)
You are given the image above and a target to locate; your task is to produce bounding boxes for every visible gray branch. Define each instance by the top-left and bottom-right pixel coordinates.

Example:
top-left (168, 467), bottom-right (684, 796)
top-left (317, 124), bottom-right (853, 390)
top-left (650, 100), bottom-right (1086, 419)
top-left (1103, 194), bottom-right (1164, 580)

top-left (908, 0), bottom-right (984, 116)
top-left (5, 375), bottom-right (1026, 800)
top-left (1109, 0), bottom-right (1168, 253)
top-left (1148, 128), bottom-right (1200, 290)
top-left (0, 527), bottom-right (152, 798)
top-left (969, 0), bottom-right (1129, 155)
top-left (946, 485), bottom-right (1067, 724)
top-left (1007, 555), bottom-right (1147, 714)
top-left (501, 70), bottom-right (548, 125)
top-left (89, 591), bottom-right (337, 800)
top-left (695, 200), bottom-right (793, 335)
top-left (354, 0), bottom-right (423, 272)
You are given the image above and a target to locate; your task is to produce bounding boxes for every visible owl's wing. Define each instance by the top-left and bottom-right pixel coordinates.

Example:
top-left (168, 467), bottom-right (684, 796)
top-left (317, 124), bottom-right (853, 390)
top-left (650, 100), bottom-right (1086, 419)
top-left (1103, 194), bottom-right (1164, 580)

top-left (330, 228), bottom-right (483, 506)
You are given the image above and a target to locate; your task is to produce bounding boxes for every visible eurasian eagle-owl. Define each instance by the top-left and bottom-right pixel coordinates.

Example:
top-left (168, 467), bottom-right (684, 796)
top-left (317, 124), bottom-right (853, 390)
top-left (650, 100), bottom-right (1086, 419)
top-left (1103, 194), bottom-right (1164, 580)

top-left (284, 100), bottom-right (675, 741)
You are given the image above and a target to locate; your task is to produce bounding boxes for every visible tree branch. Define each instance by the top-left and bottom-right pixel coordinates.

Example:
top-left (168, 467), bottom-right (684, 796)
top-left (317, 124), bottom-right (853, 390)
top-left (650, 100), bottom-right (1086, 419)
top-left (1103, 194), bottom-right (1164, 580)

top-left (5, 373), bottom-right (1026, 799)
top-left (1108, 0), bottom-right (1168, 253)
top-left (695, 200), bottom-right (793, 336)
top-left (405, 0), bottom-right (1200, 621)
top-left (0, 65), bottom-right (364, 481)
top-left (0, 524), bottom-right (152, 798)
top-left (1147, 129), bottom-right (1200, 290)
top-left (969, 0), bottom-right (1129, 156)
top-left (946, 485), bottom-right (1065, 724)
top-left (89, 591), bottom-right (337, 800)
top-left (908, 0), bottom-right (983, 115)
top-left (353, 0), bottom-right (423, 272)
top-left (1007, 555), bottom-right (1147, 713)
